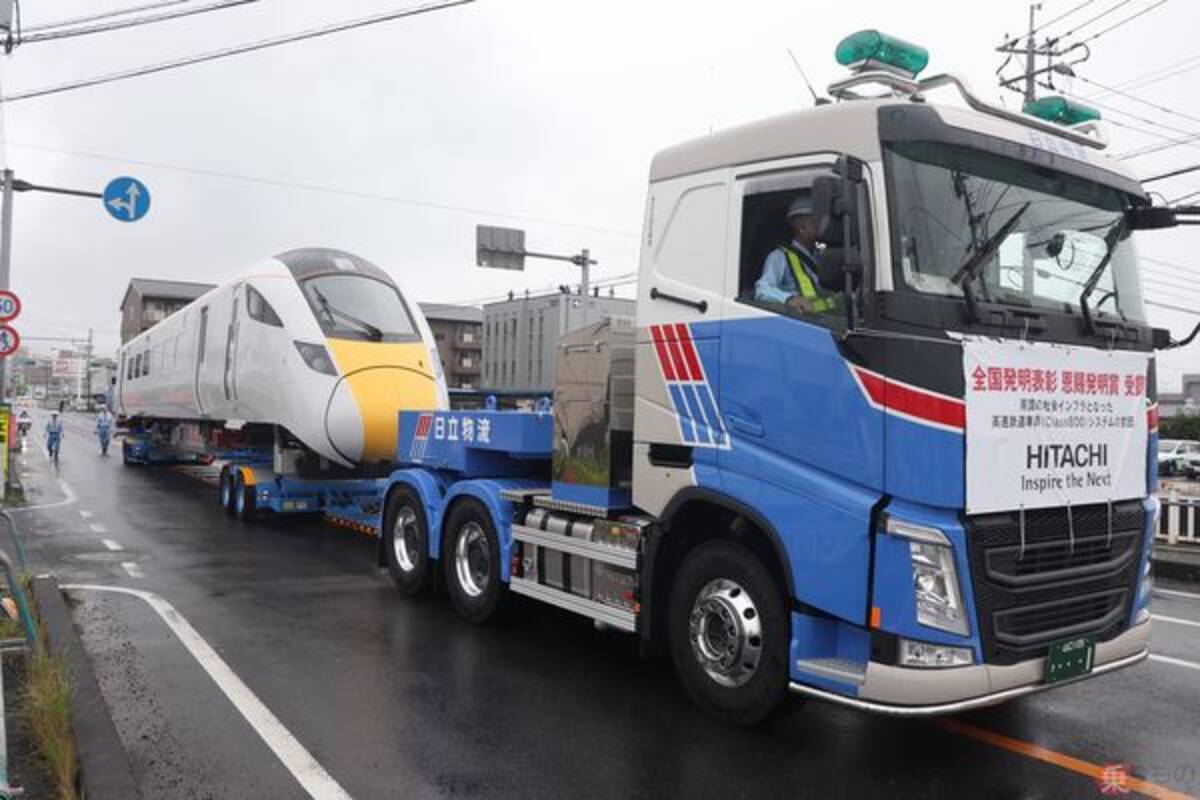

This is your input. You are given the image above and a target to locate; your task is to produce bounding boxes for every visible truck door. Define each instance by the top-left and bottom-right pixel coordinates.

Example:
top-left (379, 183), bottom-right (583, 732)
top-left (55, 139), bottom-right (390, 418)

top-left (717, 158), bottom-right (884, 623)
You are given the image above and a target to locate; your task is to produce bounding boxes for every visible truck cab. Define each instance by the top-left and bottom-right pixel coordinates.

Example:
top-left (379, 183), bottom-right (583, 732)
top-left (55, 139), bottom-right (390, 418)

top-left (630, 35), bottom-right (1159, 718)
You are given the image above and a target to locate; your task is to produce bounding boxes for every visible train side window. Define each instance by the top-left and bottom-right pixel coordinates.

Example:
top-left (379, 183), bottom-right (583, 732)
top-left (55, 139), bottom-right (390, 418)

top-left (126, 356), bottom-right (134, 380)
top-left (134, 353), bottom-right (143, 378)
top-left (246, 287), bottom-right (283, 327)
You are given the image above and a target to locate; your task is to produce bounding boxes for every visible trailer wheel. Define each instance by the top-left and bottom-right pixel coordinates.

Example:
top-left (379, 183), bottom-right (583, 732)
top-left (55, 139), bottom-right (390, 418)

top-left (121, 442), bottom-right (135, 466)
top-left (383, 486), bottom-right (431, 595)
top-left (219, 467), bottom-right (236, 515)
top-left (443, 499), bottom-right (505, 623)
top-left (233, 471), bottom-right (257, 521)
top-left (669, 540), bottom-right (790, 725)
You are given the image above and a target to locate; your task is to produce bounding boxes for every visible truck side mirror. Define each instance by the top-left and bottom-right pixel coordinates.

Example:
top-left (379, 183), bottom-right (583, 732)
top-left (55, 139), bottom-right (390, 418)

top-left (811, 176), bottom-right (846, 246)
top-left (1127, 206), bottom-right (1177, 230)
top-left (1152, 327), bottom-right (1172, 349)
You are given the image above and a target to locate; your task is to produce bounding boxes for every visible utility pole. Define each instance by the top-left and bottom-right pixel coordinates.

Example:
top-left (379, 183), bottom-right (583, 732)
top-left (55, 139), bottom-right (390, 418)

top-left (1022, 3), bottom-right (1040, 104)
top-left (0, 170), bottom-right (14, 403)
top-left (84, 327), bottom-right (94, 411)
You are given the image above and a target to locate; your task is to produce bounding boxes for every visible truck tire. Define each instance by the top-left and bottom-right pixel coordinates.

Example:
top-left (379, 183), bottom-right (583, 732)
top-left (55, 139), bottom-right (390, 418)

top-left (234, 470), bottom-right (257, 521)
top-left (443, 499), bottom-right (506, 623)
top-left (383, 486), bottom-right (431, 595)
top-left (219, 467), bottom-right (236, 516)
top-left (669, 540), bottom-right (790, 725)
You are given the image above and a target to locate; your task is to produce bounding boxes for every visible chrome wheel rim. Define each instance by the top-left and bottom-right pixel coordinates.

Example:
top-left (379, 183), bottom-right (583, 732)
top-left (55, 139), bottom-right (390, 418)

top-left (689, 578), bottom-right (763, 688)
top-left (392, 506), bottom-right (420, 573)
top-left (454, 522), bottom-right (489, 598)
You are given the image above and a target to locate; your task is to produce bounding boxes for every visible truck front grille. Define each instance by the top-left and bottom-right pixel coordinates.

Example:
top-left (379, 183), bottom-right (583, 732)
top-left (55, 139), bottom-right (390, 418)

top-left (965, 501), bottom-right (1144, 665)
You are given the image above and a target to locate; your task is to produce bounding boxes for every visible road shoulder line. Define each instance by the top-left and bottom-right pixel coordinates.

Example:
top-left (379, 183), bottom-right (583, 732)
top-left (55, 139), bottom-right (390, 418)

top-left (62, 583), bottom-right (352, 800)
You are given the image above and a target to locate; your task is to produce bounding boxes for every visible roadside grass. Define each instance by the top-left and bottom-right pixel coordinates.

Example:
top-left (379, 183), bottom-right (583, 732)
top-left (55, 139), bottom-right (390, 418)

top-left (21, 644), bottom-right (78, 800)
top-left (1, 577), bottom-right (79, 800)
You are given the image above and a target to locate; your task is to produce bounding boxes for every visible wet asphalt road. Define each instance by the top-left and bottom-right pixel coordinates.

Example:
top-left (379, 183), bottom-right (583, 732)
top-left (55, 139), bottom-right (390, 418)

top-left (8, 410), bottom-right (1200, 800)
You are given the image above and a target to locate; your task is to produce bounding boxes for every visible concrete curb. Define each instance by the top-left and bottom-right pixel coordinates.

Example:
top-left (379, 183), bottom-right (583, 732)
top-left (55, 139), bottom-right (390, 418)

top-left (30, 575), bottom-right (141, 800)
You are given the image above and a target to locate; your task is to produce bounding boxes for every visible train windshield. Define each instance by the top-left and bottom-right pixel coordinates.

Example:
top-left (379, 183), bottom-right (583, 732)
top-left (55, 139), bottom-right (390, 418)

top-left (300, 274), bottom-right (419, 342)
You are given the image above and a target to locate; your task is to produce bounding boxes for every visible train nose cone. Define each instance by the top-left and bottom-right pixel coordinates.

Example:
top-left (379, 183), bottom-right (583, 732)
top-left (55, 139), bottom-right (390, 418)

top-left (326, 366), bottom-right (438, 464)
top-left (325, 384), bottom-right (365, 464)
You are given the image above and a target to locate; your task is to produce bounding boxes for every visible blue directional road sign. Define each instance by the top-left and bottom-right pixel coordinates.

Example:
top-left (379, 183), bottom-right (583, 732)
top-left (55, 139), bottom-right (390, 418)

top-left (103, 176), bottom-right (150, 222)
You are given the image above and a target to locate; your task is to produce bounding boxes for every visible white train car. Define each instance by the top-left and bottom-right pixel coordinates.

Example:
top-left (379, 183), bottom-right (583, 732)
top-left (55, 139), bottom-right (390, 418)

top-left (117, 248), bottom-right (448, 467)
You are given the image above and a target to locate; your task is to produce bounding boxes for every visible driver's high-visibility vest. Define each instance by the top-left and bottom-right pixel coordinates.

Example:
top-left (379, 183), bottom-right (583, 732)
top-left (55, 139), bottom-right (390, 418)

top-left (779, 245), bottom-right (838, 313)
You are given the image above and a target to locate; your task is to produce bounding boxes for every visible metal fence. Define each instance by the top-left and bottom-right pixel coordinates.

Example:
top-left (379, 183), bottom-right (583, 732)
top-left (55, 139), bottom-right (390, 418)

top-left (1156, 490), bottom-right (1200, 545)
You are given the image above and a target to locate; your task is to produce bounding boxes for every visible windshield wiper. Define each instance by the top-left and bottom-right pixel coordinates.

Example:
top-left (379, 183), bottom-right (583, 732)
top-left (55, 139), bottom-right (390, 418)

top-left (1078, 215), bottom-right (1130, 337)
top-left (311, 287), bottom-right (384, 341)
top-left (951, 201), bottom-right (1031, 324)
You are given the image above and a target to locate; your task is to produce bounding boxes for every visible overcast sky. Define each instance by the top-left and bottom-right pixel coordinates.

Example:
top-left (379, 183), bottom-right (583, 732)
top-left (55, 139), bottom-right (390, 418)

top-left (1, 0), bottom-right (1198, 387)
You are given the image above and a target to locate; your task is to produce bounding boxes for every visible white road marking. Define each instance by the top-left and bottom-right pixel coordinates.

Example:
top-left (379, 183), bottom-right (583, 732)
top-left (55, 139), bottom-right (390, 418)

top-left (1151, 613), bottom-right (1200, 630)
top-left (1149, 653), bottom-right (1200, 672)
top-left (102, 539), bottom-right (124, 552)
top-left (89, 522), bottom-right (109, 534)
top-left (62, 584), bottom-right (353, 800)
top-left (1154, 587), bottom-right (1200, 602)
top-left (79, 510), bottom-right (94, 519)
top-left (120, 562), bottom-right (144, 579)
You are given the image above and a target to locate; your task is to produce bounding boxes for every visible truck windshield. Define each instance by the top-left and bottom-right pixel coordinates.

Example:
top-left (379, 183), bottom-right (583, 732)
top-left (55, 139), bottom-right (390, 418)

top-left (885, 140), bottom-right (1146, 324)
top-left (300, 274), bottom-right (418, 342)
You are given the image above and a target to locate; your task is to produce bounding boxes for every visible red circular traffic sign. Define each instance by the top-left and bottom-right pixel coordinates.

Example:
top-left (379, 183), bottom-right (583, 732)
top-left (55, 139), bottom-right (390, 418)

top-left (0, 324), bottom-right (19, 358)
top-left (0, 290), bottom-right (19, 323)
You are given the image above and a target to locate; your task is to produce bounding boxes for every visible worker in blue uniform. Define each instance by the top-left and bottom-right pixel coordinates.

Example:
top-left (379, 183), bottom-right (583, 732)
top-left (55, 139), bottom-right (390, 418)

top-left (755, 194), bottom-right (838, 314)
top-left (46, 411), bottom-right (64, 464)
top-left (96, 407), bottom-right (114, 456)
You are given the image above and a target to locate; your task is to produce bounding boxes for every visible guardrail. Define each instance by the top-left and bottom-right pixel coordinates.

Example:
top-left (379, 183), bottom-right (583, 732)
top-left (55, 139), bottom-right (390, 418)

top-left (1157, 489), bottom-right (1200, 545)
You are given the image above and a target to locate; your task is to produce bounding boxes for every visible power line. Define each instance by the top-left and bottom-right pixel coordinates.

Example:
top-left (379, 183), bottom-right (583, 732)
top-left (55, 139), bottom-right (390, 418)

top-left (1052, 0), bottom-right (1137, 40)
top-left (999, 0), bottom-right (1099, 47)
top-left (20, 0), bottom-right (259, 45)
top-left (1142, 164), bottom-right (1200, 183)
top-left (1072, 73), bottom-right (1200, 125)
top-left (1119, 130), bottom-right (1200, 160)
top-left (8, 141), bottom-right (640, 239)
top-left (1168, 187), bottom-right (1200, 204)
top-left (2, 0), bottom-right (476, 103)
top-left (1147, 298), bottom-right (1200, 316)
top-left (22, 0), bottom-right (191, 34)
top-left (1075, 95), bottom-right (1200, 140)
top-left (1073, 0), bottom-right (1169, 45)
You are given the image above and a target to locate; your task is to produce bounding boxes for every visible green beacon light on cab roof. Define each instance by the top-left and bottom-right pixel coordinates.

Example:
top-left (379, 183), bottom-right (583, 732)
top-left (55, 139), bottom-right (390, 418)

top-left (1022, 95), bottom-right (1102, 126)
top-left (835, 30), bottom-right (929, 77)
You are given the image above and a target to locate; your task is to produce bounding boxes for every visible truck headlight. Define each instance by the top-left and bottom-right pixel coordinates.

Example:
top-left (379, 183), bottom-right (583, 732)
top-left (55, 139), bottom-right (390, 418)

top-left (886, 516), bottom-right (970, 636)
top-left (294, 341), bottom-right (337, 376)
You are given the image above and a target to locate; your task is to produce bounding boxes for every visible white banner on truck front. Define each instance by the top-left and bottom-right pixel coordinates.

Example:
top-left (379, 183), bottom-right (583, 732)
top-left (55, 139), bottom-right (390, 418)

top-left (964, 337), bottom-right (1149, 515)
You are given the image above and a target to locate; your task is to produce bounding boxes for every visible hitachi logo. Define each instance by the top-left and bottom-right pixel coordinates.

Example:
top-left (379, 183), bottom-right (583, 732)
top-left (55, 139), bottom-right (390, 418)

top-left (1026, 443), bottom-right (1108, 470)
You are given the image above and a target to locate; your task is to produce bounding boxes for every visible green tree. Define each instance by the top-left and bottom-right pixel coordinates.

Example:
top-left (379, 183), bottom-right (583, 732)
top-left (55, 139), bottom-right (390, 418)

top-left (1159, 414), bottom-right (1200, 440)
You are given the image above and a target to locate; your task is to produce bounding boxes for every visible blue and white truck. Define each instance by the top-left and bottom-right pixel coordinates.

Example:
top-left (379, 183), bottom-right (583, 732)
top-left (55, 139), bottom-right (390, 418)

top-left (182, 33), bottom-right (1198, 723)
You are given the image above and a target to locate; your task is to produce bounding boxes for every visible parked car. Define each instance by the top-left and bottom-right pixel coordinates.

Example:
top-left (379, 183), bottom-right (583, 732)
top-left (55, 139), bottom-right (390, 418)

top-left (1158, 439), bottom-right (1200, 477)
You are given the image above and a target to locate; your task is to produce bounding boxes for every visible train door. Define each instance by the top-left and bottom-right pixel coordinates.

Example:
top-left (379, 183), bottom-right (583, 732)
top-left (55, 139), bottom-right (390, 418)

top-left (195, 307), bottom-right (209, 415)
top-left (223, 287), bottom-right (241, 403)
top-left (117, 351), bottom-right (126, 413)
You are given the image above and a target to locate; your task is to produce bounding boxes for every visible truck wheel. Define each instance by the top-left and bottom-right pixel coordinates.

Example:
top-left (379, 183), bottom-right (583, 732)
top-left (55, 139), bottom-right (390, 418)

top-left (383, 486), bottom-right (430, 595)
top-left (234, 471), bottom-right (257, 521)
top-left (121, 442), bottom-right (135, 466)
top-left (669, 540), bottom-right (790, 725)
top-left (219, 467), bottom-right (236, 515)
top-left (443, 500), bottom-right (505, 623)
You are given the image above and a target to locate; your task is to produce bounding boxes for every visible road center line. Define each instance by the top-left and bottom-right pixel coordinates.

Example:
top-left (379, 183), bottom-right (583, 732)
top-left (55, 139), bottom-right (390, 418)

top-left (120, 562), bottom-right (144, 579)
top-left (1149, 653), bottom-right (1200, 672)
top-left (89, 522), bottom-right (109, 534)
top-left (1153, 587), bottom-right (1200, 602)
top-left (102, 539), bottom-right (124, 552)
top-left (1151, 614), bottom-right (1200, 630)
top-left (62, 584), bottom-right (352, 800)
top-left (935, 717), bottom-right (1192, 800)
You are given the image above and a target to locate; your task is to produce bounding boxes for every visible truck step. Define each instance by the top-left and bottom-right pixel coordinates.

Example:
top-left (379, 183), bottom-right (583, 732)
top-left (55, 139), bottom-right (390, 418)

top-left (511, 523), bottom-right (637, 569)
top-left (509, 576), bottom-right (637, 632)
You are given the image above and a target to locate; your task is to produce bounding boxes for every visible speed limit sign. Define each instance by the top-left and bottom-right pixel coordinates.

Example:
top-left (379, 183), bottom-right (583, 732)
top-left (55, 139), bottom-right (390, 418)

top-left (0, 290), bottom-right (19, 323)
top-left (0, 324), bottom-right (18, 358)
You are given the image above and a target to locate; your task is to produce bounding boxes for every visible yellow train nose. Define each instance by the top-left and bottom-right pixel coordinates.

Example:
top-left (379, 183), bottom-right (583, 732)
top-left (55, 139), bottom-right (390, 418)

top-left (325, 341), bottom-right (439, 464)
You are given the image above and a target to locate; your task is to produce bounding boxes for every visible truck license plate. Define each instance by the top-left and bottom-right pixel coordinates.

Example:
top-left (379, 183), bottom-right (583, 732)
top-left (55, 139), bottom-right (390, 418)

top-left (1045, 636), bottom-right (1095, 684)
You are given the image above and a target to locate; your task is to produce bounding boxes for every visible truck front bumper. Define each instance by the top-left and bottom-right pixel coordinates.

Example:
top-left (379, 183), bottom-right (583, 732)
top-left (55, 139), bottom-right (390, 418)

top-left (789, 620), bottom-right (1150, 717)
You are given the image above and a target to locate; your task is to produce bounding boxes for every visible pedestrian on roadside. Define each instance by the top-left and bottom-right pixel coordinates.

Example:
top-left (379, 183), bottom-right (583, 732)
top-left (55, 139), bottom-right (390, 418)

top-left (46, 411), bottom-right (64, 465)
top-left (96, 406), bottom-right (114, 456)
